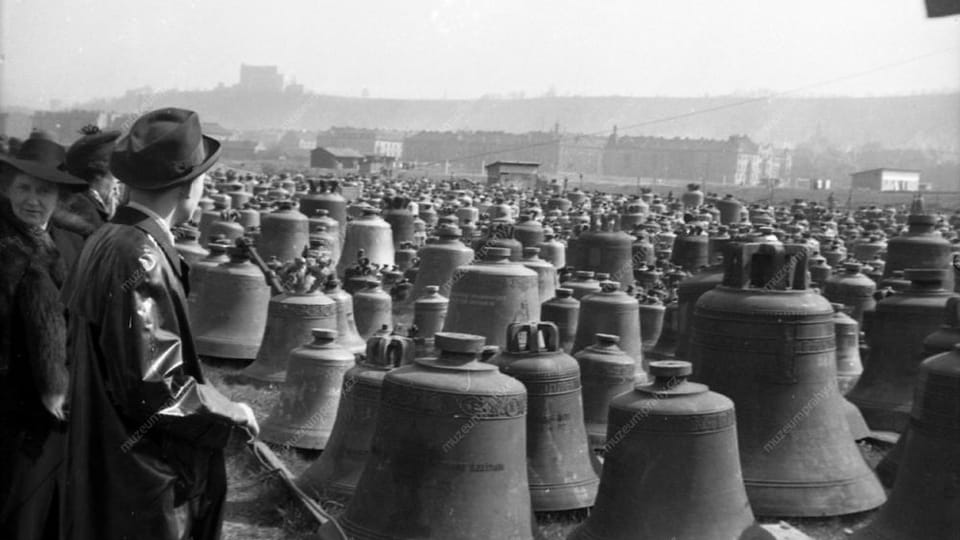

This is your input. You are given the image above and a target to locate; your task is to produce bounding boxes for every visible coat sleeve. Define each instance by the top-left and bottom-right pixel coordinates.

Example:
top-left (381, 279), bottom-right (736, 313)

top-left (16, 262), bottom-right (69, 403)
top-left (96, 243), bottom-right (247, 447)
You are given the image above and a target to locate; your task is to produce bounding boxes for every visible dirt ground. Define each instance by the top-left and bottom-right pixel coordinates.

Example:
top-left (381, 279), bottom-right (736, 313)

top-left (205, 362), bottom-right (891, 540)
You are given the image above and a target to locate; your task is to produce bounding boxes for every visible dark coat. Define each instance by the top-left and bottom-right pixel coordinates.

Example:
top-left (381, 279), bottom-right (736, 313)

top-left (0, 198), bottom-right (69, 540)
top-left (61, 206), bottom-right (247, 540)
top-left (50, 190), bottom-right (108, 272)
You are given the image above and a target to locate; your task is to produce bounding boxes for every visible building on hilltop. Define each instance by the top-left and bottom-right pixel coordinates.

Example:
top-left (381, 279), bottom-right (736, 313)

top-left (238, 64), bottom-right (284, 93)
top-left (850, 168), bottom-right (920, 192)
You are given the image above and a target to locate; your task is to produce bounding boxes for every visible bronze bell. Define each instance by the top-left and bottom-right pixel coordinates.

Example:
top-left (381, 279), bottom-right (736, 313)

top-left (851, 344), bottom-right (960, 540)
top-left (571, 361), bottom-right (773, 540)
top-left (193, 246), bottom-right (272, 360)
top-left (242, 287), bottom-right (338, 384)
top-left (413, 285), bottom-right (448, 358)
top-left (489, 322), bottom-right (599, 512)
top-left (689, 242), bottom-right (886, 516)
top-left (259, 328), bottom-right (355, 450)
top-left (574, 333), bottom-right (635, 452)
top-left (521, 246), bottom-right (558, 303)
top-left (832, 303), bottom-right (863, 394)
top-left (337, 207), bottom-right (395, 277)
top-left (573, 281), bottom-right (645, 379)
top-left (847, 268), bottom-right (959, 432)
top-left (541, 288), bottom-right (580, 354)
top-left (323, 278), bottom-right (367, 356)
top-left (297, 333), bottom-right (412, 501)
top-left (875, 296), bottom-right (960, 487)
top-left (258, 200), bottom-right (310, 264)
top-left (317, 332), bottom-right (533, 540)
top-left (443, 247), bottom-right (541, 351)
top-left (353, 275), bottom-right (393, 340)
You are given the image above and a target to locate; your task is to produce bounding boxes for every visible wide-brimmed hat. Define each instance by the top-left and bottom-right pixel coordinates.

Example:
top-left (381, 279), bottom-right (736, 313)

top-left (0, 130), bottom-right (87, 186)
top-left (111, 108), bottom-right (221, 191)
top-left (65, 125), bottom-right (122, 182)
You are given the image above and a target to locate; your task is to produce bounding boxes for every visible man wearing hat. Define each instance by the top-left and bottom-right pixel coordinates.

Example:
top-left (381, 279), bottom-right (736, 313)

top-left (0, 130), bottom-right (88, 540)
top-left (50, 125), bottom-right (123, 270)
top-left (61, 108), bottom-right (259, 540)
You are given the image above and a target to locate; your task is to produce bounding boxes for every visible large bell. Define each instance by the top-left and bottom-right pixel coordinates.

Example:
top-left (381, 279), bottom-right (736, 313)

top-left (675, 264), bottom-right (724, 360)
top-left (823, 262), bottom-right (876, 326)
top-left (300, 178), bottom-right (348, 246)
top-left (847, 268), bottom-right (958, 431)
top-left (382, 196), bottom-right (415, 249)
top-left (571, 361), bottom-right (773, 540)
top-left (186, 238), bottom-right (231, 323)
top-left (572, 281), bottom-right (644, 378)
top-left (561, 270), bottom-right (602, 299)
top-left (337, 207), bottom-right (395, 277)
top-left (259, 329), bottom-right (355, 450)
top-left (851, 344), bottom-right (960, 539)
top-left (242, 288), bottom-right (338, 384)
top-left (575, 333), bottom-right (635, 451)
top-left (413, 285), bottom-right (448, 358)
top-left (489, 322), bottom-right (599, 511)
top-left (323, 278), bottom-right (367, 356)
top-left (875, 296), bottom-right (960, 487)
top-left (258, 201), bottom-right (310, 264)
top-left (297, 333), bottom-right (413, 501)
top-left (410, 223), bottom-right (475, 300)
top-left (833, 303), bottom-right (864, 394)
top-left (541, 288), bottom-right (580, 354)
top-left (317, 332), bottom-right (533, 540)
top-left (689, 242), bottom-right (885, 516)
top-left (521, 246), bottom-right (558, 303)
top-left (883, 213), bottom-right (954, 291)
top-left (353, 275), bottom-right (393, 340)
top-left (443, 247), bottom-right (541, 350)
top-left (575, 214), bottom-right (634, 291)
top-left (193, 246), bottom-right (272, 360)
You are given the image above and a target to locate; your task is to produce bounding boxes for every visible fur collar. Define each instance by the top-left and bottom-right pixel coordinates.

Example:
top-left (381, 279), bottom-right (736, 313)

top-left (51, 191), bottom-right (104, 238)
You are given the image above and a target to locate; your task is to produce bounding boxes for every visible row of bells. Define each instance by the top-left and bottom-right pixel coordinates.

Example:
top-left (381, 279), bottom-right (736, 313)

top-left (176, 181), bottom-right (959, 538)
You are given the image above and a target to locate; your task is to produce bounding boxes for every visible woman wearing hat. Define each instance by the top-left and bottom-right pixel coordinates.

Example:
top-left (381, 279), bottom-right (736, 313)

top-left (61, 108), bottom-right (259, 540)
top-left (0, 130), bottom-right (88, 540)
top-left (50, 125), bottom-right (122, 270)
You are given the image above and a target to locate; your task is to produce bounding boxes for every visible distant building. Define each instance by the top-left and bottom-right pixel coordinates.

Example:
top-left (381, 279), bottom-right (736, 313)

top-left (359, 155), bottom-right (396, 176)
top-left (238, 64), bottom-right (284, 93)
top-left (404, 130), bottom-right (559, 173)
top-left (850, 168), bottom-right (920, 192)
top-left (486, 161), bottom-right (540, 188)
top-left (311, 147), bottom-right (364, 170)
top-left (603, 132), bottom-right (765, 186)
top-left (315, 127), bottom-right (404, 159)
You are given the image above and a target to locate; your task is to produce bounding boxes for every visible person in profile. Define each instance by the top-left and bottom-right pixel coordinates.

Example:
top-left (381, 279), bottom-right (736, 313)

top-left (60, 108), bottom-right (259, 540)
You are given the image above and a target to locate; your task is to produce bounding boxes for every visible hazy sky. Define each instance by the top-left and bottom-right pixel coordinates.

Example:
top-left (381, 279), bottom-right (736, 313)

top-left (2, 0), bottom-right (958, 108)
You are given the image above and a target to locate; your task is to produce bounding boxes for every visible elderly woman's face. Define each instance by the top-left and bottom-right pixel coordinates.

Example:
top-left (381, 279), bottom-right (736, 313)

top-left (7, 173), bottom-right (58, 228)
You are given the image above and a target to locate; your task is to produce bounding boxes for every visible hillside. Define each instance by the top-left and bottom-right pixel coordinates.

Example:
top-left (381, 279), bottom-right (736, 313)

top-left (80, 90), bottom-right (960, 150)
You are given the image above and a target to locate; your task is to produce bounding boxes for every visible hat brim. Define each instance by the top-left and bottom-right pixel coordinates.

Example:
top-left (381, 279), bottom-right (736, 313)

top-left (113, 135), bottom-right (221, 191)
top-left (0, 154), bottom-right (87, 187)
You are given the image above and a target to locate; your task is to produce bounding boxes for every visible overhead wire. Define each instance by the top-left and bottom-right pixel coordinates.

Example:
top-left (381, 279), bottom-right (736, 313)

top-left (432, 48), bottom-right (957, 165)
